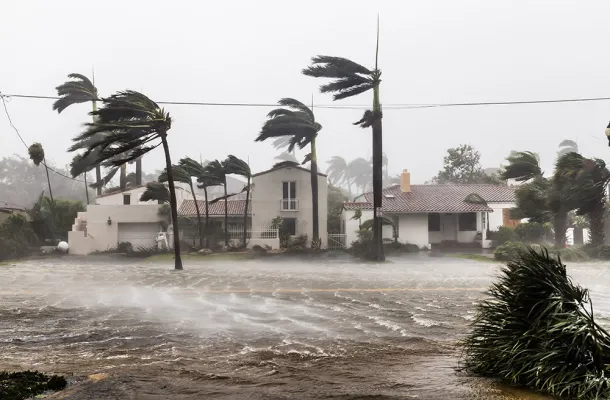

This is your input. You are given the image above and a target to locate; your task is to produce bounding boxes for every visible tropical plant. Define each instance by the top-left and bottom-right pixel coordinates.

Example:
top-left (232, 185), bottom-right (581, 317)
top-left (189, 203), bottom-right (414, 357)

top-left (327, 184), bottom-right (348, 234)
top-left (224, 155), bottom-right (252, 247)
top-left (555, 153), bottom-right (610, 246)
top-left (461, 247), bottom-right (610, 399)
top-left (350, 208), bottom-right (363, 230)
top-left (256, 98), bottom-right (322, 242)
top-left (179, 157), bottom-right (223, 248)
top-left (501, 151), bottom-right (542, 182)
top-left (159, 165), bottom-right (203, 249)
top-left (204, 160), bottom-right (229, 246)
top-left (303, 32), bottom-right (384, 260)
top-left (28, 143), bottom-right (53, 203)
top-left (53, 73), bottom-right (103, 195)
top-left (68, 90), bottom-right (183, 270)
top-left (361, 216), bottom-right (397, 242)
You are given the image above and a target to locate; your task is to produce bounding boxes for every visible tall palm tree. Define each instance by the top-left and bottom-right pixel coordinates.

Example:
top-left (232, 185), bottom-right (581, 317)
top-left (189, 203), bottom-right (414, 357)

top-left (53, 73), bottom-right (103, 195)
top-left (179, 157), bottom-right (222, 248)
top-left (71, 154), bottom-right (90, 204)
top-left (68, 90), bottom-right (183, 270)
top-left (204, 160), bottom-right (229, 246)
top-left (28, 143), bottom-right (54, 203)
top-left (256, 98), bottom-right (322, 242)
top-left (159, 165), bottom-right (204, 249)
top-left (349, 157), bottom-right (373, 195)
top-left (224, 155), bottom-right (252, 247)
top-left (303, 22), bottom-right (384, 261)
top-left (555, 153), bottom-right (610, 246)
top-left (326, 156), bottom-right (353, 196)
top-left (501, 151), bottom-right (542, 182)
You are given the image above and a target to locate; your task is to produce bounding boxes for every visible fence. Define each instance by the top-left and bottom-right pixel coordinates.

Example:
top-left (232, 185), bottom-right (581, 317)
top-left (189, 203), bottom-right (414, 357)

top-left (328, 233), bottom-right (347, 250)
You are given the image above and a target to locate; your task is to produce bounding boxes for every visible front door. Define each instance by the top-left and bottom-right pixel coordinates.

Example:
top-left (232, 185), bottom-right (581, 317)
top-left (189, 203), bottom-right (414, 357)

top-left (441, 213), bottom-right (457, 241)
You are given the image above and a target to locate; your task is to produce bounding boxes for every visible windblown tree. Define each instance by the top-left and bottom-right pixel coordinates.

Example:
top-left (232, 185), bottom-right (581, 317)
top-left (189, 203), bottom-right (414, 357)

top-left (224, 155), bottom-right (252, 247)
top-left (140, 182), bottom-right (172, 229)
top-left (256, 98), bottom-right (322, 243)
top-left (433, 144), bottom-right (498, 184)
top-left (68, 90), bottom-right (183, 270)
top-left (555, 153), bottom-right (610, 246)
top-left (53, 73), bottom-right (103, 195)
top-left (303, 25), bottom-right (384, 260)
top-left (204, 160), bottom-right (229, 246)
top-left (159, 165), bottom-right (204, 249)
top-left (179, 157), bottom-right (223, 248)
top-left (28, 143), bottom-right (54, 204)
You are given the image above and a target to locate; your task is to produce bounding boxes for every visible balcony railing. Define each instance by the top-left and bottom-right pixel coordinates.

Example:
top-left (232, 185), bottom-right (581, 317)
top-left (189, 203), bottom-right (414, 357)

top-left (280, 198), bottom-right (299, 211)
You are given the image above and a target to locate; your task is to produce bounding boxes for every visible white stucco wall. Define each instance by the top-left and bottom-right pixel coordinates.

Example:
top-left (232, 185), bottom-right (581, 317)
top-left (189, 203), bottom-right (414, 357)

top-left (343, 209), bottom-right (373, 246)
top-left (251, 167), bottom-right (328, 245)
top-left (395, 214), bottom-right (429, 247)
top-left (487, 202), bottom-right (516, 230)
top-left (95, 183), bottom-right (196, 206)
top-left (69, 204), bottom-right (164, 255)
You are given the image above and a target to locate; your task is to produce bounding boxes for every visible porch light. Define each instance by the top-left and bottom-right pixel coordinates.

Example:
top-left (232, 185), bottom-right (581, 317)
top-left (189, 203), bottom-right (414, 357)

top-left (107, 217), bottom-right (112, 225)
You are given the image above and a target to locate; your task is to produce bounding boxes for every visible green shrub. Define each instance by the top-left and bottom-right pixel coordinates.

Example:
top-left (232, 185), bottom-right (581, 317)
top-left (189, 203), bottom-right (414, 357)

top-left (491, 226), bottom-right (517, 247)
top-left (461, 247), bottom-right (610, 399)
top-left (0, 370), bottom-right (67, 400)
top-left (493, 241), bottom-right (527, 261)
top-left (117, 241), bottom-right (133, 253)
top-left (582, 244), bottom-right (610, 260)
top-left (554, 247), bottom-right (589, 262)
top-left (514, 222), bottom-right (552, 244)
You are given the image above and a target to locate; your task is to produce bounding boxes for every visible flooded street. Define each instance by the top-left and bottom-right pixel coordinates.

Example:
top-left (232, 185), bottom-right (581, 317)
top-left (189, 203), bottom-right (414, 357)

top-left (2, 254), bottom-right (609, 399)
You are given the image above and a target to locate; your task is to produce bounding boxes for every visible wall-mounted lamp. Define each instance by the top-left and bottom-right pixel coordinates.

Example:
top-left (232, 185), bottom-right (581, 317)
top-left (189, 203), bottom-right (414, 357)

top-left (107, 217), bottom-right (112, 225)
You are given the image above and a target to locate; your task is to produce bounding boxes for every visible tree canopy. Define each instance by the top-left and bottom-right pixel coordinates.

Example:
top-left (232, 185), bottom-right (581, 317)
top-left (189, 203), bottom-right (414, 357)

top-left (433, 144), bottom-right (501, 184)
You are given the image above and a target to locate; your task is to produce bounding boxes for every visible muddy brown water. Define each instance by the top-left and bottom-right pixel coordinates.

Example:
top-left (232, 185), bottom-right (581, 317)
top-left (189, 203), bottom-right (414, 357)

top-left (3, 254), bottom-right (608, 399)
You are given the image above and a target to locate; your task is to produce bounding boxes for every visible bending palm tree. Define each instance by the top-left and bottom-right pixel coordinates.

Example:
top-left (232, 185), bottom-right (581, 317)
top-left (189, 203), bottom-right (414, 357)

top-left (159, 165), bottom-right (204, 249)
top-left (204, 160), bottom-right (230, 246)
top-left (303, 23), bottom-right (384, 261)
top-left (326, 156), bottom-right (353, 197)
top-left (28, 143), bottom-right (54, 203)
top-left (224, 155), bottom-right (252, 247)
top-left (256, 98), bottom-right (322, 243)
top-left (68, 90), bottom-right (183, 270)
top-left (53, 73), bottom-right (103, 195)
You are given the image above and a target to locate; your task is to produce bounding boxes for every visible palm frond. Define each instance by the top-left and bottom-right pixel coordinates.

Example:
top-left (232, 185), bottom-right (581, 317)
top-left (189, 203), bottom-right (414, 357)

top-left (301, 153), bottom-right (312, 165)
top-left (139, 182), bottom-right (170, 203)
top-left (27, 143), bottom-right (45, 166)
top-left (53, 73), bottom-right (98, 113)
top-left (501, 151), bottom-right (542, 182)
top-left (302, 56), bottom-right (372, 78)
top-left (224, 155), bottom-right (251, 178)
top-left (278, 98), bottom-right (314, 121)
top-left (158, 165), bottom-right (192, 185)
top-left (326, 156), bottom-right (349, 185)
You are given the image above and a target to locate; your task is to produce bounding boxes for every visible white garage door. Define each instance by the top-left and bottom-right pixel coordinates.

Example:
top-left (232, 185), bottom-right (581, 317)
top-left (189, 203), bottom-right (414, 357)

top-left (117, 223), bottom-right (160, 249)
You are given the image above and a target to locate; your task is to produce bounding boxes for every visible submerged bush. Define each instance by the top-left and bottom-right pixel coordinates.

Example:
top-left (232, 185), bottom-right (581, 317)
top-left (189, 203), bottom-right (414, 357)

top-left (461, 247), bottom-right (610, 399)
top-left (0, 370), bottom-right (66, 400)
top-left (493, 241), bottom-right (527, 261)
top-left (554, 246), bottom-right (589, 262)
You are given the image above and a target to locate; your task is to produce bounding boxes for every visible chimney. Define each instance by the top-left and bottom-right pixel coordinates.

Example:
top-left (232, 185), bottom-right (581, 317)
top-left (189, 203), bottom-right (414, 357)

top-left (400, 169), bottom-right (411, 193)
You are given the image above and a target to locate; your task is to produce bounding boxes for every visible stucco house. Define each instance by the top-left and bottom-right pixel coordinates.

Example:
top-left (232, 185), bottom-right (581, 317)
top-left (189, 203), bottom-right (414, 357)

top-left (342, 170), bottom-right (517, 249)
top-left (68, 162), bottom-right (328, 253)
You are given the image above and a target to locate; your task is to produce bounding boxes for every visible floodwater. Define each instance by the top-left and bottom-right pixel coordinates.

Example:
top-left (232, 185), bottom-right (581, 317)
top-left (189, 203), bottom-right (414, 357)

top-left (2, 254), bottom-right (609, 399)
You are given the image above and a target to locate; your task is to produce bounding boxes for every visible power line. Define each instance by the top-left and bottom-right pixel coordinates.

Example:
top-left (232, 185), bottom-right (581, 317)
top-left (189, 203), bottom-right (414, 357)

top-left (0, 94), bottom-right (85, 183)
top-left (3, 92), bottom-right (610, 109)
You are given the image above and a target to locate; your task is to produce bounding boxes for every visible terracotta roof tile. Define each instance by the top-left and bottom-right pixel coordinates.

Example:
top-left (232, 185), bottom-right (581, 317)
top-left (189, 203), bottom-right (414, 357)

top-left (344, 184), bottom-right (516, 213)
top-left (178, 199), bottom-right (251, 216)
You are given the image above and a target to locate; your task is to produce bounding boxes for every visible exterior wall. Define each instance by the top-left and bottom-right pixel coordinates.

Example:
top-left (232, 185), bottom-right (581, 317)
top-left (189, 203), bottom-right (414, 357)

top-left (251, 167), bottom-right (328, 245)
top-left (487, 202), bottom-right (517, 230)
top-left (68, 204), bottom-right (164, 255)
top-left (343, 209), bottom-right (373, 246)
top-left (395, 214), bottom-right (429, 247)
top-left (95, 183), bottom-right (197, 206)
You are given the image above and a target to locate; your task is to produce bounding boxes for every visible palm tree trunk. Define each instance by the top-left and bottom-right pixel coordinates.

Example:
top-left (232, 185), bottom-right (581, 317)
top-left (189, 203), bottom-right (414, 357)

top-left (588, 204), bottom-right (605, 246)
top-left (120, 164), bottom-right (127, 190)
top-left (204, 186), bottom-right (210, 248)
top-left (224, 180), bottom-right (229, 246)
top-left (84, 173), bottom-right (90, 204)
top-left (243, 177), bottom-right (250, 248)
top-left (92, 100), bottom-right (102, 196)
top-left (310, 137), bottom-right (320, 243)
top-left (136, 158), bottom-right (143, 186)
top-left (160, 136), bottom-right (183, 270)
top-left (190, 183), bottom-right (203, 249)
top-left (371, 86), bottom-right (385, 262)
top-left (42, 158), bottom-right (55, 241)
top-left (553, 212), bottom-right (567, 248)
top-left (43, 159), bottom-right (54, 204)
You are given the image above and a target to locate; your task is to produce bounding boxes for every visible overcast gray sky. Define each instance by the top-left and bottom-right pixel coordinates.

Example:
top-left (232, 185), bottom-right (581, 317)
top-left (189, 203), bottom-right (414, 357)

top-left (2, 0), bottom-right (610, 183)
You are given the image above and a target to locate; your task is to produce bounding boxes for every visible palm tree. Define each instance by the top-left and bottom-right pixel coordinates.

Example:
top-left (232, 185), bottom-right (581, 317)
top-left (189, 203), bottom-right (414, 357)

top-left (555, 153), bottom-right (610, 246)
top-left (326, 156), bottom-right (353, 196)
top-left (351, 208), bottom-right (363, 230)
top-left (256, 98), bottom-right (323, 243)
top-left (224, 155), bottom-right (252, 247)
top-left (28, 143), bottom-right (54, 203)
top-left (557, 139), bottom-right (578, 158)
top-left (159, 165), bottom-right (204, 249)
top-left (204, 160), bottom-right (229, 246)
top-left (303, 23), bottom-right (384, 260)
top-left (349, 157), bottom-right (373, 195)
top-left (71, 154), bottom-right (90, 204)
top-left (501, 151), bottom-right (543, 182)
top-left (68, 90), bottom-right (183, 270)
top-left (53, 73), bottom-right (103, 195)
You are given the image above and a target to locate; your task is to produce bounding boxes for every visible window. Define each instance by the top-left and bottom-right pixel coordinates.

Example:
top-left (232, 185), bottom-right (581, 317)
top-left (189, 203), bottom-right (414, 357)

top-left (283, 217), bottom-right (296, 235)
top-left (428, 213), bottom-right (440, 232)
top-left (282, 181), bottom-right (297, 210)
top-left (458, 213), bottom-right (477, 231)
top-left (123, 194), bottom-right (131, 205)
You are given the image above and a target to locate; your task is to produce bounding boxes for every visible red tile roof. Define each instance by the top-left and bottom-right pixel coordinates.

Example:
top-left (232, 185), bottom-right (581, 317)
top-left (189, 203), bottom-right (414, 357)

top-left (178, 199), bottom-right (251, 216)
top-left (344, 184), bottom-right (516, 213)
